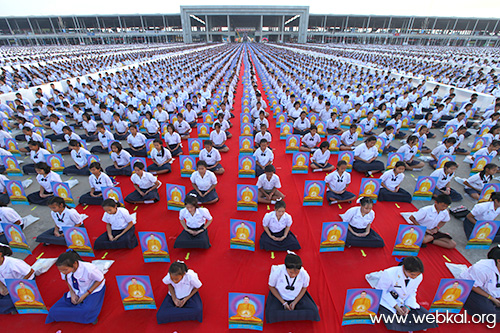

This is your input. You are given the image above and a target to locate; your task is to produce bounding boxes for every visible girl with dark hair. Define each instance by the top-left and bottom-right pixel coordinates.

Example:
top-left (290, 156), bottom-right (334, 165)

top-left (188, 160), bottom-right (219, 205)
top-left (460, 246), bottom-right (500, 317)
top-left (430, 161), bottom-right (462, 202)
top-left (105, 142), bottom-right (132, 176)
top-left (174, 196), bottom-right (213, 249)
top-left (62, 140), bottom-right (91, 176)
top-left (464, 192), bottom-right (500, 243)
top-left (148, 139), bottom-right (172, 174)
top-left (156, 261), bottom-right (203, 324)
top-left (164, 123), bottom-right (183, 156)
top-left (46, 250), bottom-right (106, 324)
top-left (378, 161), bottom-right (413, 203)
top-left (79, 162), bottom-right (114, 206)
top-left (0, 243), bottom-right (34, 314)
top-left (125, 125), bottom-right (147, 157)
top-left (265, 252), bottom-right (320, 323)
top-left (375, 256), bottom-right (438, 331)
top-left (93, 199), bottom-right (138, 250)
top-left (22, 140), bottom-right (51, 175)
top-left (463, 163), bottom-right (498, 200)
top-left (124, 161), bottom-right (160, 204)
top-left (310, 141), bottom-right (334, 172)
top-left (144, 111), bottom-right (160, 139)
top-left (353, 136), bottom-right (385, 176)
top-left (342, 197), bottom-right (385, 247)
top-left (259, 201), bottom-right (301, 251)
top-left (36, 196), bottom-right (83, 246)
top-left (27, 162), bottom-right (62, 205)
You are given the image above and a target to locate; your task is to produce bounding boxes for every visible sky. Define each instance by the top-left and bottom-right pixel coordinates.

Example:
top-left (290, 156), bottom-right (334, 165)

top-left (1, 0), bottom-right (500, 18)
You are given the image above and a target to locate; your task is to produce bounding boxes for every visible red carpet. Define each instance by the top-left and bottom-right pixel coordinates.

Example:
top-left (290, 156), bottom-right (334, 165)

top-left (2, 48), bottom-right (488, 332)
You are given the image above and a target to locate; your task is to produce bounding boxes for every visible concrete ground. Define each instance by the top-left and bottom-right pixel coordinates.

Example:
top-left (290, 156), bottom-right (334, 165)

top-left (7, 117), bottom-right (494, 265)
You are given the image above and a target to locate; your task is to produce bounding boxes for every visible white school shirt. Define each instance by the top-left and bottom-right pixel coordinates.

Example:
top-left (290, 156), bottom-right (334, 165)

top-left (131, 171), bottom-right (157, 189)
top-left (473, 148), bottom-right (497, 159)
top-left (397, 144), bottom-right (417, 162)
top-left (179, 207), bottom-right (212, 228)
top-left (62, 261), bottom-right (105, 298)
top-left (111, 150), bottom-right (131, 167)
top-left (83, 120), bottom-right (97, 133)
top-left (293, 118), bottom-right (311, 131)
top-left (430, 168), bottom-right (454, 189)
top-left (190, 170), bottom-right (217, 191)
top-left (257, 174), bottom-right (282, 191)
top-left (448, 132), bottom-right (464, 148)
top-left (379, 132), bottom-right (394, 147)
top-left (268, 264), bottom-right (310, 301)
top-left (64, 132), bottom-right (81, 143)
top-left (89, 172), bottom-right (113, 192)
top-left (101, 110), bottom-right (113, 124)
top-left (326, 118), bottom-right (340, 130)
top-left (51, 207), bottom-right (83, 232)
top-left (144, 119), bottom-right (159, 134)
top-left (127, 133), bottom-right (146, 148)
top-left (380, 170), bottom-right (405, 191)
top-left (465, 173), bottom-right (492, 191)
top-left (354, 143), bottom-right (378, 160)
top-left (209, 130), bottom-right (226, 146)
top-left (113, 120), bottom-right (128, 133)
top-left (470, 201), bottom-right (500, 221)
top-left (325, 170), bottom-right (351, 192)
top-left (0, 207), bottom-right (23, 233)
top-left (302, 133), bottom-right (321, 148)
top-left (37, 171), bottom-right (62, 193)
top-left (98, 130), bottom-right (114, 147)
top-left (342, 206), bottom-right (375, 229)
top-left (311, 149), bottom-right (330, 164)
top-left (155, 110), bottom-right (169, 123)
top-left (431, 145), bottom-right (454, 158)
top-left (164, 132), bottom-right (181, 145)
top-left (70, 147), bottom-right (91, 168)
top-left (0, 174), bottom-right (8, 193)
top-left (262, 211), bottom-right (293, 233)
top-left (102, 207), bottom-right (135, 230)
top-left (151, 147), bottom-right (172, 165)
top-left (30, 148), bottom-right (50, 164)
top-left (162, 270), bottom-right (202, 299)
top-left (376, 265), bottom-right (422, 314)
top-left (359, 118), bottom-right (375, 132)
top-left (174, 120), bottom-right (191, 134)
top-left (199, 148), bottom-right (221, 166)
top-left (50, 120), bottom-right (66, 134)
top-left (460, 259), bottom-right (500, 298)
top-left (253, 148), bottom-right (274, 166)
top-left (255, 131), bottom-right (272, 144)
top-left (25, 132), bottom-right (43, 143)
top-left (0, 256), bottom-right (34, 284)
top-left (411, 204), bottom-right (450, 230)
top-left (254, 118), bottom-right (269, 131)
top-left (213, 119), bottom-right (230, 132)
top-left (341, 131), bottom-right (358, 145)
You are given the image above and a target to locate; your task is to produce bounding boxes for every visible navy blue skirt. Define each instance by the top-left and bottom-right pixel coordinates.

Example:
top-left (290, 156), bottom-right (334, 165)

top-left (0, 192), bottom-right (10, 205)
top-left (463, 290), bottom-right (500, 317)
top-left (168, 144), bottom-right (183, 156)
top-left (15, 134), bottom-right (26, 141)
top-left (56, 146), bottom-right (70, 154)
top-left (46, 133), bottom-right (65, 141)
top-left (125, 187), bottom-right (160, 203)
top-left (265, 291), bottom-right (320, 324)
top-left (256, 165), bottom-right (266, 177)
top-left (157, 292), bottom-right (203, 324)
top-left (36, 227), bottom-right (68, 246)
top-left (214, 144), bottom-right (228, 151)
top-left (125, 147), bottom-right (147, 157)
top-left (79, 191), bottom-right (104, 206)
top-left (259, 229), bottom-right (301, 251)
top-left (105, 165), bottom-right (132, 176)
top-left (148, 163), bottom-right (172, 173)
top-left (346, 226), bottom-right (385, 248)
top-left (93, 226), bottom-right (138, 250)
top-left (378, 188), bottom-right (412, 203)
top-left (187, 189), bottom-right (218, 203)
top-left (207, 164), bottom-right (223, 172)
top-left (433, 187), bottom-right (463, 202)
top-left (145, 133), bottom-right (160, 139)
top-left (114, 132), bottom-right (129, 140)
top-left (46, 286), bottom-right (106, 324)
top-left (0, 294), bottom-right (16, 314)
top-left (90, 145), bottom-right (109, 154)
top-left (22, 163), bottom-right (36, 175)
top-left (353, 160), bottom-right (385, 172)
top-left (464, 188), bottom-right (480, 196)
top-left (327, 128), bottom-right (342, 135)
top-left (81, 132), bottom-right (98, 142)
top-left (174, 227), bottom-right (211, 249)
top-left (27, 189), bottom-right (54, 206)
top-left (326, 190), bottom-right (356, 201)
top-left (378, 305), bottom-right (438, 331)
top-left (63, 165), bottom-right (90, 176)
